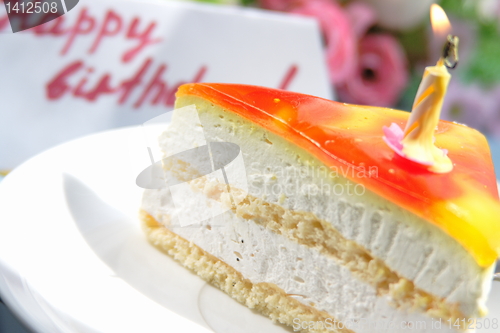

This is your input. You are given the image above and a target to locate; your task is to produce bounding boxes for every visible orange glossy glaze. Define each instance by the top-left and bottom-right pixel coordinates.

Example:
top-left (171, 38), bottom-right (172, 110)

top-left (177, 83), bottom-right (500, 267)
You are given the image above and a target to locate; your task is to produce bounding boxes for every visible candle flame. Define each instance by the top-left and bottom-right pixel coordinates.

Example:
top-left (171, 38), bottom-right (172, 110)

top-left (431, 4), bottom-right (451, 37)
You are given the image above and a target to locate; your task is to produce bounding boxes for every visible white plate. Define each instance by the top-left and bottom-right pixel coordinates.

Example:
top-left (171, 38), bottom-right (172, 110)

top-left (0, 127), bottom-right (291, 333)
top-left (0, 127), bottom-right (498, 333)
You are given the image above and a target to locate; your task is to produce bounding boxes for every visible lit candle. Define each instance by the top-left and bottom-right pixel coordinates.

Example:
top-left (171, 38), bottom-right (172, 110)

top-left (383, 4), bottom-right (458, 174)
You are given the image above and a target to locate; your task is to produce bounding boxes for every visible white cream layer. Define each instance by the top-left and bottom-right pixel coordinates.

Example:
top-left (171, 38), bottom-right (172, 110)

top-left (143, 188), bottom-right (463, 333)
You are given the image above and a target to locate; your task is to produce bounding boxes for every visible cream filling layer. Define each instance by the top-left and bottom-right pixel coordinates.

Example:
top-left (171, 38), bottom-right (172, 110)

top-left (162, 98), bottom-right (495, 317)
top-left (142, 190), bottom-right (465, 333)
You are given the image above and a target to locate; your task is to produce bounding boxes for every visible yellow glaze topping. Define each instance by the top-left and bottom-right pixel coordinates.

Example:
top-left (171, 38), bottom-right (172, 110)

top-left (177, 83), bottom-right (500, 267)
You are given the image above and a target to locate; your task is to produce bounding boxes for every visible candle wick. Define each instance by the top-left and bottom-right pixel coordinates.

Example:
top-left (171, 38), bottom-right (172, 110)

top-left (443, 35), bottom-right (459, 69)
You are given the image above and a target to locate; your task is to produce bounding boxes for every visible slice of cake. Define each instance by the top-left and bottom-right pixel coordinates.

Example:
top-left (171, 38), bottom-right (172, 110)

top-left (140, 83), bottom-right (500, 332)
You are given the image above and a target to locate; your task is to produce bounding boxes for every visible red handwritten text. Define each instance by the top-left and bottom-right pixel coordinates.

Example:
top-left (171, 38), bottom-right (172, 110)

top-left (0, 4), bottom-right (299, 109)
top-left (0, 7), bottom-right (162, 62)
top-left (46, 58), bottom-right (208, 107)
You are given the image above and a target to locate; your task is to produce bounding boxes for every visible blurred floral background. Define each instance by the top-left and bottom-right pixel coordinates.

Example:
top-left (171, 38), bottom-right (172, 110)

top-left (188, 0), bottom-right (500, 139)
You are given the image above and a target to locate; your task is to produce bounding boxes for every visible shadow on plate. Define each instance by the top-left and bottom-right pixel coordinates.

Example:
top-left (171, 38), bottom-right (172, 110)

top-left (62, 173), bottom-right (209, 329)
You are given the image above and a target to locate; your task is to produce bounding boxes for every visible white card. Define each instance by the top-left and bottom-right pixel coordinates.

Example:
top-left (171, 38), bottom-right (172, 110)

top-left (0, 0), bottom-right (331, 169)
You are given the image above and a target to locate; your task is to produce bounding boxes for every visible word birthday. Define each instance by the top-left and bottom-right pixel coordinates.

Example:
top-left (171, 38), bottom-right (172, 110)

top-left (45, 59), bottom-right (296, 107)
top-left (0, 5), bottom-right (298, 108)
top-left (46, 58), bottom-right (207, 107)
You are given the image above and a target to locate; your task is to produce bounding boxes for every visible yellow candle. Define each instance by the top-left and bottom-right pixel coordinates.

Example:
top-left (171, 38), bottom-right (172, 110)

top-left (402, 58), bottom-right (452, 173)
top-left (400, 4), bottom-right (455, 174)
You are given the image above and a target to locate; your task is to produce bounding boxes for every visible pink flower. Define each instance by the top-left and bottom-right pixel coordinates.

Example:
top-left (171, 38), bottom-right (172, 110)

top-left (344, 1), bottom-right (377, 39)
top-left (260, 0), bottom-right (408, 107)
top-left (290, 0), bottom-right (357, 85)
top-left (336, 34), bottom-right (408, 107)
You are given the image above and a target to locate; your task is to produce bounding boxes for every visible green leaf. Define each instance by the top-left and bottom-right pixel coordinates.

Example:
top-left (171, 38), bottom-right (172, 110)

top-left (440, 0), bottom-right (477, 20)
top-left (240, 0), bottom-right (257, 6)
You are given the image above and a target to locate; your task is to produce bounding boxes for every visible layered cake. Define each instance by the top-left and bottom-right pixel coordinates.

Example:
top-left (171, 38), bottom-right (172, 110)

top-left (140, 83), bottom-right (500, 332)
